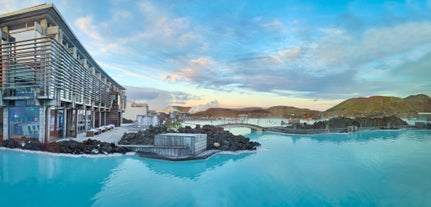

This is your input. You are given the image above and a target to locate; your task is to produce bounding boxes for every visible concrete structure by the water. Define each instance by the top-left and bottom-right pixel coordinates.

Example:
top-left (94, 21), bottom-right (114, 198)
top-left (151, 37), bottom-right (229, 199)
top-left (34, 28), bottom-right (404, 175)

top-left (123, 133), bottom-right (210, 160)
top-left (0, 4), bottom-right (125, 143)
top-left (416, 112), bottom-right (431, 129)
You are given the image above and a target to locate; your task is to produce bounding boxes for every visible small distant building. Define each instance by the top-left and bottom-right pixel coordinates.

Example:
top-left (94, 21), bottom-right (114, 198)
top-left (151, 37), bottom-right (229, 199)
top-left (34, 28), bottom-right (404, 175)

top-left (136, 114), bottom-right (158, 128)
top-left (415, 112), bottom-right (431, 129)
top-left (123, 97), bottom-right (149, 120)
top-left (418, 112), bottom-right (431, 121)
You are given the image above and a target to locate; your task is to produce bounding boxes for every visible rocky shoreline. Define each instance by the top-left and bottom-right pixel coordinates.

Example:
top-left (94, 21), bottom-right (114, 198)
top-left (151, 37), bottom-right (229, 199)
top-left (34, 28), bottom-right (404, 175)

top-left (0, 138), bottom-right (131, 155)
top-left (266, 116), bottom-right (409, 134)
top-left (0, 116), bottom-right (417, 157)
top-left (0, 124), bottom-right (260, 158)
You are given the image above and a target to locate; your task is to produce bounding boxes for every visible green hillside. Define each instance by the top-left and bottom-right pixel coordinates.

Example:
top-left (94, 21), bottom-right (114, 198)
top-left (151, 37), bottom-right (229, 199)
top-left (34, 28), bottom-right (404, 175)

top-left (326, 94), bottom-right (431, 117)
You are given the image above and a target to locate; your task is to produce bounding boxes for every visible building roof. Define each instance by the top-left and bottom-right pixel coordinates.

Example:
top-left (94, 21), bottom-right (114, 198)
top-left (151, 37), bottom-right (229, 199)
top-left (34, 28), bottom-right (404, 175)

top-left (0, 4), bottom-right (125, 90)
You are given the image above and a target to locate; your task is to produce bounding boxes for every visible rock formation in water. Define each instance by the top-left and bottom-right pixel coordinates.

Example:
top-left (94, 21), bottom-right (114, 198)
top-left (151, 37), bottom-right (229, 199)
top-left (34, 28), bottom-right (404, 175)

top-left (119, 125), bottom-right (261, 151)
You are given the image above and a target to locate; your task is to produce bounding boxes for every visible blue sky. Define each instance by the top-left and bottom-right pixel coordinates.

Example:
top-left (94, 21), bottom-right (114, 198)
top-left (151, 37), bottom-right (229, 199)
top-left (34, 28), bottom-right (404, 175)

top-left (2, 0), bottom-right (431, 111)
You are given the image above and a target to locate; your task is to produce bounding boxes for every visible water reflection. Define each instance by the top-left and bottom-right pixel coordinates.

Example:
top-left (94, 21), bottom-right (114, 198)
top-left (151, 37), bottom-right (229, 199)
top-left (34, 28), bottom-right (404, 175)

top-left (91, 152), bottom-right (254, 207)
top-left (142, 152), bottom-right (253, 180)
top-left (257, 129), bottom-right (431, 144)
top-left (0, 150), bottom-right (124, 206)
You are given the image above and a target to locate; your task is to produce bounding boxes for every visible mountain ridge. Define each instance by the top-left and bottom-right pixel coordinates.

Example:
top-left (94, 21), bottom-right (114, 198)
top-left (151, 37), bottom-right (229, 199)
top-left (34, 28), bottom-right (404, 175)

top-left (174, 94), bottom-right (431, 118)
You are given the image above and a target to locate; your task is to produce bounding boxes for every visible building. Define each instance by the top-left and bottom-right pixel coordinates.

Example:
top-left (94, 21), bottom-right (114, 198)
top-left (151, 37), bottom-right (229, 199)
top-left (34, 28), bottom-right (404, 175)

top-left (416, 112), bottom-right (431, 129)
top-left (136, 115), bottom-right (159, 128)
top-left (123, 97), bottom-right (149, 120)
top-left (132, 133), bottom-right (207, 159)
top-left (155, 133), bottom-right (207, 156)
top-left (0, 4), bottom-right (126, 143)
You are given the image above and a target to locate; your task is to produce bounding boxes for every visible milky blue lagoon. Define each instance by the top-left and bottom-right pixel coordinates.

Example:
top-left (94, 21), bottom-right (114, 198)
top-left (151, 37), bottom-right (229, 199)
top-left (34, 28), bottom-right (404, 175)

top-left (1, 129), bottom-right (431, 207)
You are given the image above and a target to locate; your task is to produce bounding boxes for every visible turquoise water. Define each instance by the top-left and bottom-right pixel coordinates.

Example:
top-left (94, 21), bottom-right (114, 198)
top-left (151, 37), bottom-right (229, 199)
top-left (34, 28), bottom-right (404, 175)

top-left (1, 130), bottom-right (431, 207)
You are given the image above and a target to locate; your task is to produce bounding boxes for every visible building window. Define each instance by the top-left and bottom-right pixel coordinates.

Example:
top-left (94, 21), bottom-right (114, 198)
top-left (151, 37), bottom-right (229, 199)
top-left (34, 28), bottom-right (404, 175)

top-left (8, 107), bottom-right (39, 139)
top-left (49, 109), bottom-right (64, 139)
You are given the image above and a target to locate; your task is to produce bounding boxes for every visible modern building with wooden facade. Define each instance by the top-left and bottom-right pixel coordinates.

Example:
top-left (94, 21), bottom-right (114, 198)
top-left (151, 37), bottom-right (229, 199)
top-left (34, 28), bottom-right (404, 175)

top-left (0, 4), bottom-right (126, 143)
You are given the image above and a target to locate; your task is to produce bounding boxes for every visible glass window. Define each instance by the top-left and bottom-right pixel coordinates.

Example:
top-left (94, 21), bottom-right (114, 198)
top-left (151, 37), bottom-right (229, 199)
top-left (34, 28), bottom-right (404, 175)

top-left (49, 109), bottom-right (64, 139)
top-left (11, 30), bottom-right (37, 41)
top-left (9, 107), bottom-right (39, 139)
top-left (77, 110), bottom-right (86, 133)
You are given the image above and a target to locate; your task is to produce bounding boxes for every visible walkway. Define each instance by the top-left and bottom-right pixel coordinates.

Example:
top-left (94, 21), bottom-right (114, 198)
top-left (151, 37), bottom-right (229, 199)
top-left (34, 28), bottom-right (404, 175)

top-left (60, 124), bottom-right (138, 144)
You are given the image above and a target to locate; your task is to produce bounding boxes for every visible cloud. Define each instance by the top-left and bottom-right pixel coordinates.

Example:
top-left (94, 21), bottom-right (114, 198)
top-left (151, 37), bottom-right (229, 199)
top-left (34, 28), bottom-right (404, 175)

top-left (164, 57), bottom-right (217, 83)
top-left (275, 47), bottom-right (303, 63)
top-left (98, 62), bottom-right (160, 81)
top-left (7, 0), bottom-right (424, 106)
top-left (0, 0), bottom-right (43, 13)
top-left (112, 9), bottom-right (132, 22)
top-left (74, 16), bottom-right (102, 40)
top-left (171, 91), bottom-right (201, 105)
top-left (264, 19), bottom-right (282, 27)
top-left (124, 86), bottom-right (175, 110)
top-left (69, 1), bottom-right (208, 77)
top-left (125, 86), bottom-right (201, 110)
top-left (261, 19), bottom-right (284, 30)
top-left (130, 1), bottom-right (204, 55)
top-left (161, 20), bottom-right (431, 100)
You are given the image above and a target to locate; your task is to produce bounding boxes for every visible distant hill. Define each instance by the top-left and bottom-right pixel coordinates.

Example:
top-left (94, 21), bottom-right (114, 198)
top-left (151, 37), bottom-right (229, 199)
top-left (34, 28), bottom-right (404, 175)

top-left (193, 106), bottom-right (321, 119)
top-left (404, 94), bottom-right (431, 112)
top-left (326, 94), bottom-right (431, 117)
top-left (175, 94), bottom-right (431, 119)
top-left (171, 106), bottom-right (191, 113)
top-left (266, 106), bottom-right (321, 119)
top-left (194, 108), bottom-right (235, 117)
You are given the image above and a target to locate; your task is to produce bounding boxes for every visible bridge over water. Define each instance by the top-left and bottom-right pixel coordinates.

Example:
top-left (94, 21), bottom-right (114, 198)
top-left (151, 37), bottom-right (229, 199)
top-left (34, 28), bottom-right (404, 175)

top-left (217, 123), bottom-right (265, 132)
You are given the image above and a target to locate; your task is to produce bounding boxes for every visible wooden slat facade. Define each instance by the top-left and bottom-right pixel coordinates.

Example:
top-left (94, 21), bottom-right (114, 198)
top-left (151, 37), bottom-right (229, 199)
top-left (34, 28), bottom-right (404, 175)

top-left (0, 4), bottom-right (126, 142)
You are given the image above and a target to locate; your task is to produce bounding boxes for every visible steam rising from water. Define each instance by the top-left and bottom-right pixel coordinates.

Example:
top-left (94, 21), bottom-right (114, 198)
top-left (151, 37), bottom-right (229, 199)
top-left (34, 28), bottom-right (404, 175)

top-left (189, 100), bottom-right (219, 113)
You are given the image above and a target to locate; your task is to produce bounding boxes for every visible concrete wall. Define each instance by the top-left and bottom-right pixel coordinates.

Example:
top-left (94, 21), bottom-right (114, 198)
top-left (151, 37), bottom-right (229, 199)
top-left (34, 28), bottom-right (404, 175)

top-left (155, 133), bottom-right (207, 155)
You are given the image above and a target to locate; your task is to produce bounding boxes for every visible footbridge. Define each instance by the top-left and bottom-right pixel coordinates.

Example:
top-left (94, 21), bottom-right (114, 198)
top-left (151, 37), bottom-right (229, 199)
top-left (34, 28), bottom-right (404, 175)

top-left (217, 123), bottom-right (265, 132)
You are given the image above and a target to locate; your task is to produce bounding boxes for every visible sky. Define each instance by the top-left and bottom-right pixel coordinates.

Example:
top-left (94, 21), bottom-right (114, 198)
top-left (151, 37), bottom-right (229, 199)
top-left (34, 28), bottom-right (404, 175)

top-left (1, 0), bottom-right (431, 111)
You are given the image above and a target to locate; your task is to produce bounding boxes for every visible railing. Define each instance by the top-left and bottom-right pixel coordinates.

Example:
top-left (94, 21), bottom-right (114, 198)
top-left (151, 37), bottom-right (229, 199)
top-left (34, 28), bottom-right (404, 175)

top-left (217, 123), bottom-right (265, 131)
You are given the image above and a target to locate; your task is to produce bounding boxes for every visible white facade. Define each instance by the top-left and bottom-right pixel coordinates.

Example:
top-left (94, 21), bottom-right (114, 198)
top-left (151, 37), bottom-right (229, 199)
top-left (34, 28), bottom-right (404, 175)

top-left (123, 101), bottom-right (149, 120)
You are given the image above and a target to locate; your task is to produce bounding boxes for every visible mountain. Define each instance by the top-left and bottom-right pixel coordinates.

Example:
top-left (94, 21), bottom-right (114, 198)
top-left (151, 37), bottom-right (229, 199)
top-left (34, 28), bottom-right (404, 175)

top-left (194, 107), bottom-right (270, 117)
top-left (267, 106), bottom-right (321, 119)
top-left (193, 106), bottom-right (321, 119)
top-left (177, 94), bottom-right (431, 119)
top-left (326, 94), bottom-right (431, 117)
top-left (404, 94), bottom-right (431, 112)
